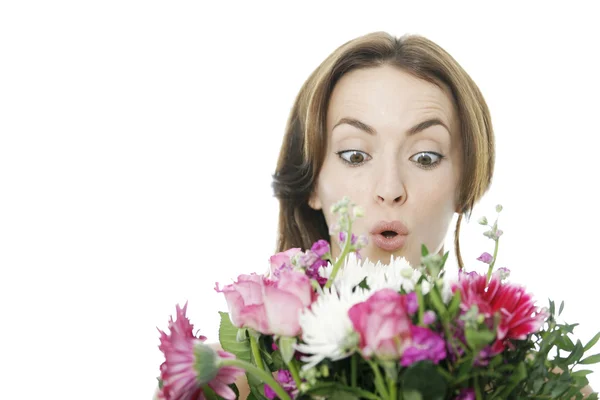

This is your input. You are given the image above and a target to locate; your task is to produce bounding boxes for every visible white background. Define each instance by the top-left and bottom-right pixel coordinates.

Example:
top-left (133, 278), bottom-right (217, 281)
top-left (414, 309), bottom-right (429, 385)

top-left (1, 1), bottom-right (599, 398)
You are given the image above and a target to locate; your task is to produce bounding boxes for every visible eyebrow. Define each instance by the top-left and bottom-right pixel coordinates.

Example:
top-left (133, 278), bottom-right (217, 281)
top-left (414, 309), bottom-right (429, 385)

top-left (332, 117), bottom-right (451, 136)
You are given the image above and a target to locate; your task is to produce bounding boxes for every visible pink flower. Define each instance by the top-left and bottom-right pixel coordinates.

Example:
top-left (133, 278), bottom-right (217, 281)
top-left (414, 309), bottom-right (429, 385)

top-left (269, 248), bottom-right (302, 275)
top-left (400, 326), bottom-right (447, 366)
top-left (453, 271), bottom-right (547, 354)
top-left (348, 288), bottom-right (413, 360)
top-left (455, 388), bottom-right (475, 400)
top-left (157, 303), bottom-right (244, 400)
top-left (264, 370), bottom-right (297, 399)
top-left (476, 252), bottom-right (493, 264)
top-left (310, 239), bottom-right (330, 257)
top-left (215, 270), bottom-right (313, 336)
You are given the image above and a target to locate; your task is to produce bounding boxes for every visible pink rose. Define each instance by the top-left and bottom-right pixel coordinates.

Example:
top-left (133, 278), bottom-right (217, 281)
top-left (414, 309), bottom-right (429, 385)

top-left (348, 288), bottom-right (413, 360)
top-left (215, 269), bottom-right (312, 337)
top-left (269, 248), bottom-right (302, 276)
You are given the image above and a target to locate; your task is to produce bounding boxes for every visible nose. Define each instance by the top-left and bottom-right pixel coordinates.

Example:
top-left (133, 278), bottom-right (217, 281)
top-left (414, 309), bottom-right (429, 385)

top-left (375, 164), bottom-right (407, 206)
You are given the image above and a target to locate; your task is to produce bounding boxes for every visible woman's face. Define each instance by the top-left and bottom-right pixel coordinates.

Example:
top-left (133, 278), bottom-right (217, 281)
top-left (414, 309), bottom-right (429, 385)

top-left (309, 65), bottom-right (462, 267)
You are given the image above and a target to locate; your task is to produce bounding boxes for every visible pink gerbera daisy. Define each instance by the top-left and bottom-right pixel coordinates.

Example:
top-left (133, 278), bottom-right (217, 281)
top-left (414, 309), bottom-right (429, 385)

top-left (157, 303), bottom-right (244, 400)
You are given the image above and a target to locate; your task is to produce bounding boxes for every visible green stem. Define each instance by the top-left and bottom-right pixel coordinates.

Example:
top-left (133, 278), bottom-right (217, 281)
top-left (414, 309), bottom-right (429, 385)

top-left (286, 359), bottom-right (302, 392)
top-left (250, 334), bottom-right (266, 371)
top-left (325, 224), bottom-right (353, 289)
top-left (367, 359), bottom-right (389, 400)
top-left (486, 236), bottom-right (500, 282)
top-left (416, 284), bottom-right (425, 326)
top-left (474, 376), bottom-right (483, 400)
top-left (351, 353), bottom-right (358, 387)
top-left (388, 375), bottom-right (397, 400)
top-left (219, 358), bottom-right (292, 400)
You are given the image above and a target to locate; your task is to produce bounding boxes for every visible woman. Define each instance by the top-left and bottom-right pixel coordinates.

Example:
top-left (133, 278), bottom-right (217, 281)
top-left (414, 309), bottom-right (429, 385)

top-left (162, 31), bottom-right (592, 399)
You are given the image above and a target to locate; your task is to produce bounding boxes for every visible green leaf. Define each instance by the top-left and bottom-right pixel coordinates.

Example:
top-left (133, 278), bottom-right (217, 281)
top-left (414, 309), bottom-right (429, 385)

top-left (571, 369), bottom-right (594, 378)
top-left (400, 361), bottom-right (447, 400)
top-left (579, 353), bottom-right (600, 365)
top-left (559, 300), bottom-right (565, 316)
top-left (556, 335), bottom-right (575, 352)
top-left (403, 390), bottom-right (424, 400)
top-left (465, 327), bottom-right (496, 351)
top-left (565, 340), bottom-right (585, 365)
top-left (302, 382), bottom-right (381, 400)
top-left (278, 336), bottom-right (297, 364)
top-left (428, 286), bottom-right (447, 319)
top-left (218, 312), bottom-right (252, 363)
top-left (447, 290), bottom-right (461, 317)
top-left (421, 244), bottom-right (429, 257)
top-left (584, 331), bottom-right (600, 352)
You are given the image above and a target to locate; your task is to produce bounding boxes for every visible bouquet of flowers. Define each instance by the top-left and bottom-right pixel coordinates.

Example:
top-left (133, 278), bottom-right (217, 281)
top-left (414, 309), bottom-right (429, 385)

top-left (156, 197), bottom-right (600, 399)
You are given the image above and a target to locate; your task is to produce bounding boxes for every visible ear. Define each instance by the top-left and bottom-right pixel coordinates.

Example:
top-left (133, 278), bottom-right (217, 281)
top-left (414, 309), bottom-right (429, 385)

top-left (308, 190), bottom-right (322, 211)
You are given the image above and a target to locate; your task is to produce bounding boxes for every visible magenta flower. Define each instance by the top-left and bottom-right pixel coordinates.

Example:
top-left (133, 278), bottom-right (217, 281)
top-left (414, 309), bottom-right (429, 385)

top-left (476, 252), bottom-right (493, 264)
top-left (264, 370), bottom-right (297, 399)
top-left (453, 271), bottom-right (548, 354)
top-left (423, 310), bottom-right (437, 325)
top-left (338, 231), bottom-right (358, 245)
top-left (455, 388), bottom-right (475, 400)
top-left (157, 303), bottom-right (244, 400)
top-left (400, 325), bottom-right (447, 366)
top-left (215, 269), bottom-right (313, 336)
top-left (310, 239), bottom-right (330, 257)
top-left (348, 288), bottom-right (413, 360)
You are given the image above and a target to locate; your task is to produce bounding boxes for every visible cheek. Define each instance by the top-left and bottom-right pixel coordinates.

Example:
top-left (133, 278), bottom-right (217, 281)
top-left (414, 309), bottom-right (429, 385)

top-left (316, 161), bottom-right (371, 220)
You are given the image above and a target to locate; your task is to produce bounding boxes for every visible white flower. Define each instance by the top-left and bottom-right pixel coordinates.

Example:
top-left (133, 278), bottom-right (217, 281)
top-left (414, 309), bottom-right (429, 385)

top-left (319, 253), bottom-right (368, 292)
top-left (295, 285), bottom-right (369, 370)
top-left (319, 253), bottom-right (428, 294)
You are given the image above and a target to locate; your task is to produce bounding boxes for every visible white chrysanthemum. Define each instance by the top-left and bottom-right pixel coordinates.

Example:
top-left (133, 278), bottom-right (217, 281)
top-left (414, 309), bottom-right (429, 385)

top-left (319, 253), bottom-right (370, 292)
top-left (295, 285), bottom-right (370, 370)
top-left (319, 252), bottom-right (429, 294)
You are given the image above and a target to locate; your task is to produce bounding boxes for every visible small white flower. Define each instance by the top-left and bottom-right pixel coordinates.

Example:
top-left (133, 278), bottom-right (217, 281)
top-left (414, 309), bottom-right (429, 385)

top-left (295, 286), bottom-right (369, 370)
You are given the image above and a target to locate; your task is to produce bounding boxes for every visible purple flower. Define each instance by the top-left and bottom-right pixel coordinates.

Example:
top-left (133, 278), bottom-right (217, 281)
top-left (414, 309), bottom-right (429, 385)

top-left (406, 292), bottom-right (418, 315)
top-left (305, 258), bottom-right (328, 287)
top-left (310, 239), bottom-right (330, 257)
top-left (423, 310), bottom-right (436, 325)
top-left (299, 250), bottom-right (318, 268)
top-left (454, 388), bottom-right (475, 400)
top-left (400, 326), bottom-right (447, 367)
top-left (338, 231), bottom-right (358, 245)
top-left (476, 252), bottom-right (493, 264)
top-left (264, 370), bottom-right (297, 399)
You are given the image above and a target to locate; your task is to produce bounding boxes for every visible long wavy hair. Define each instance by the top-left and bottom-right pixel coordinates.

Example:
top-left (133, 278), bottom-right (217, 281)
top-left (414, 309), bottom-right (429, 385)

top-left (271, 31), bottom-right (495, 269)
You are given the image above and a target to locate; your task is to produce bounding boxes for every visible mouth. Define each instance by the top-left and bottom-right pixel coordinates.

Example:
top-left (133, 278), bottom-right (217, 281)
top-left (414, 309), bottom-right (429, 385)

top-left (381, 230), bottom-right (398, 239)
top-left (369, 221), bottom-right (409, 252)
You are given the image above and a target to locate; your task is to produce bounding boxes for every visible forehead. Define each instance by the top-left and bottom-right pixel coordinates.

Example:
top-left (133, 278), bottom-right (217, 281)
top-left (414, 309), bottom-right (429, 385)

top-left (326, 65), bottom-right (458, 134)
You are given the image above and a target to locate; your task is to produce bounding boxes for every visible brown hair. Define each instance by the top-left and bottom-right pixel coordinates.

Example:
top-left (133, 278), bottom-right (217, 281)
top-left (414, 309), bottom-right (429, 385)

top-left (271, 31), bottom-right (494, 269)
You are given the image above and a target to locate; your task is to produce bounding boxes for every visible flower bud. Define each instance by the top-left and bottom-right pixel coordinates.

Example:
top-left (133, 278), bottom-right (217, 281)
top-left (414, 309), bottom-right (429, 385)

top-left (496, 204), bottom-right (503, 213)
top-left (476, 252), bottom-right (493, 264)
top-left (478, 216), bottom-right (488, 225)
top-left (496, 267), bottom-right (510, 280)
top-left (353, 206), bottom-right (365, 218)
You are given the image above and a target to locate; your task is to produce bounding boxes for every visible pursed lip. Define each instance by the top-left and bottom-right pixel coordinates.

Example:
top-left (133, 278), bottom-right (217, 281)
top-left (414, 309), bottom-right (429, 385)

top-left (369, 220), bottom-right (409, 236)
top-left (369, 220), bottom-right (409, 252)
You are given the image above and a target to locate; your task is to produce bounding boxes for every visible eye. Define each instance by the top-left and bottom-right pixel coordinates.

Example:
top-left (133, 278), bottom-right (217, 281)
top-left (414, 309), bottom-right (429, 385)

top-left (336, 150), bottom-right (371, 166)
top-left (410, 151), bottom-right (444, 169)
